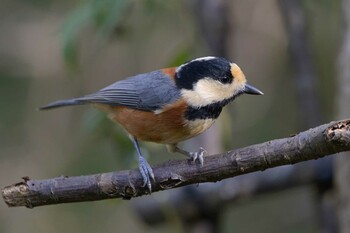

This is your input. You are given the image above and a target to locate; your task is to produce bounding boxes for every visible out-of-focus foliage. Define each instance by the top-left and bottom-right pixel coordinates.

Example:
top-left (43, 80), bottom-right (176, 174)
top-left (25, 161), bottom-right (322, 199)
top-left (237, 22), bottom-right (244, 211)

top-left (0, 75), bottom-right (30, 148)
top-left (62, 0), bottom-right (129, 70)
top-left (61, 0), bottom-right (183, 71)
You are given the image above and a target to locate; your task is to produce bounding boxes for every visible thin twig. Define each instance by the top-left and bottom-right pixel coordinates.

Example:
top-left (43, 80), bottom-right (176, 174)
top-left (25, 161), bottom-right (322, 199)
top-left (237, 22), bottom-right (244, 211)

top-left (2, 119), bottom-right (350, 208)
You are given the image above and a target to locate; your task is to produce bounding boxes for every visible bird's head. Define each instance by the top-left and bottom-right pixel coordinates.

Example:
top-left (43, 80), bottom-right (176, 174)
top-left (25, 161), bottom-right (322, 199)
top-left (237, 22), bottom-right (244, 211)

top-left (175, 56), bottom-right (263, 108)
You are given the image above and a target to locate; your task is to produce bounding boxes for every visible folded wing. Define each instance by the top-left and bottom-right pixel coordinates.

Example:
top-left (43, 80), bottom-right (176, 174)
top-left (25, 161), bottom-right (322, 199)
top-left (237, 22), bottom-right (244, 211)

top-left (39, 70), bottom-right (181, 111)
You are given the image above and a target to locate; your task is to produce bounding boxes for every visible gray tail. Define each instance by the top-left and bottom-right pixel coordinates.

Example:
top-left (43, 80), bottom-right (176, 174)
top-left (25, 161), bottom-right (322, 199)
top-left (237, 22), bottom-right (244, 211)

top-left (38, 98), bottom-right (87, 110)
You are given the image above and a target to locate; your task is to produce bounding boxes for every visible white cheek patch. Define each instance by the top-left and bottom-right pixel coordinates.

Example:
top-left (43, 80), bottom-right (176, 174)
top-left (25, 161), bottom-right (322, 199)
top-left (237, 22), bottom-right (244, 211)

top-left (181, 78), bottom-right (246, 107)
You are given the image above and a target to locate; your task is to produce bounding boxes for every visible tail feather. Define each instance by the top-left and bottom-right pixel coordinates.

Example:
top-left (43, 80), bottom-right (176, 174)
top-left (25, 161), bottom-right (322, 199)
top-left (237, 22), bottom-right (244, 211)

top-left (38, 98), bottom-right (87, 110)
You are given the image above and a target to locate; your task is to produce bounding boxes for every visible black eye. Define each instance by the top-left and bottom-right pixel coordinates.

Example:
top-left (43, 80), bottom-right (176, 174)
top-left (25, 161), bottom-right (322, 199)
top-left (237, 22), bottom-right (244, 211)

top-left (219, 77), bottom-right (229, 83)
top-left (218, 72), bottom-right (232, 84)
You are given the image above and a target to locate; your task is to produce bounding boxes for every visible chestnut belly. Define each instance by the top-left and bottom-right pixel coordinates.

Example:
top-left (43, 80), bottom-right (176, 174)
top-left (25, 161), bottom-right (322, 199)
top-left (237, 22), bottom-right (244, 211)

top-left (94, 102), bottom-right (215, 144)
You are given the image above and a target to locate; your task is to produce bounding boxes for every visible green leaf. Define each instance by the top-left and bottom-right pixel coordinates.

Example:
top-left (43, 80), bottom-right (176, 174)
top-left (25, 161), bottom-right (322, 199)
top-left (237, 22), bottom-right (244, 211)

top-left (92, 0), bottom-right (129, 36)
top-left (61, 4), bottom-right (93, 71)
top-left (61, 0), bottom-right (132, 72)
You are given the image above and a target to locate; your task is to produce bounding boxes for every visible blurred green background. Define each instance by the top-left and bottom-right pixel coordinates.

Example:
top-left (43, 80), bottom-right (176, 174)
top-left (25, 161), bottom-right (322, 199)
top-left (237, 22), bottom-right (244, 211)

top-left (0, 0), bottom-right (344, 232)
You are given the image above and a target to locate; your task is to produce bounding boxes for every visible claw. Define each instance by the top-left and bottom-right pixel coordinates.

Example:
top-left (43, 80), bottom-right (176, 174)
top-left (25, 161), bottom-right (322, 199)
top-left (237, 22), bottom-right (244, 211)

top-left (138, 155), bottom-right (154, 193)
top-left (171, 145), bottom-right (207, 166)
top-left (189, 147), bottom-right (206, 166)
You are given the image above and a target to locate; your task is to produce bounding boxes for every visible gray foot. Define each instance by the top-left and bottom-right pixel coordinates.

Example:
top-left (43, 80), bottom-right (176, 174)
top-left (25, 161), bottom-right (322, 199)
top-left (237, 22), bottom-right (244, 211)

top-left (138, 155), bottom-right (155, 193)
top-left (188, 147), bottom-right (206, 166)
top-left (131, 137), bottom-right (155, 193)
top-left (170, 145), bottom-right (207, 166)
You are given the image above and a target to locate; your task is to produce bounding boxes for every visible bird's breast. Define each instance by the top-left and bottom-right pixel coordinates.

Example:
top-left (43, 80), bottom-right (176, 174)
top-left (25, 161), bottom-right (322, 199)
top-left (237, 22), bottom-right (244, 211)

top-left (183, 118), bottom-right (216, 138)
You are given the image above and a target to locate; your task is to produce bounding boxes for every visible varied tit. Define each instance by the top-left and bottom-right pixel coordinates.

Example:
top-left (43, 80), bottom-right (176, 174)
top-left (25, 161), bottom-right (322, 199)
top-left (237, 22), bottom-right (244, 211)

top-left (40, 56), bottom-right (263, 192)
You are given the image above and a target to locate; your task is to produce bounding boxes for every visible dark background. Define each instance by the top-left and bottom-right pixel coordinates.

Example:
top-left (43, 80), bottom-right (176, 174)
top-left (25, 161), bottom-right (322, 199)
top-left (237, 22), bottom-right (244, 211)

top-left (0, 0), bottom-right (347, 232)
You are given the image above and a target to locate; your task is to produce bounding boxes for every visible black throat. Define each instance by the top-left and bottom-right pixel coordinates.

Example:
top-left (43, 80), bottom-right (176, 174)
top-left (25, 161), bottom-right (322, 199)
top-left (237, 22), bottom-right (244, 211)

top-left (184, 97), bottom-right (238, 121)
top-left (185, 103), bottom-right (223, 121)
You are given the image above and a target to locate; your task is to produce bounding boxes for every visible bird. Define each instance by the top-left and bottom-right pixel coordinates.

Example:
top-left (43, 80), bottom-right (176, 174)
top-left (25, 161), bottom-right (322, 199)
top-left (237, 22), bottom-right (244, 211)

top-left (39, 56), bottom-right (263, 192)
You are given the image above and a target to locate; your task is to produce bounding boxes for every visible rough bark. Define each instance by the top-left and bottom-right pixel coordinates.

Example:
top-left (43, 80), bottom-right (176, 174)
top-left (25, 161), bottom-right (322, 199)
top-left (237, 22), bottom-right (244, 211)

top-left (2, 119), bottom-right (350, 208)
top-left (134, 157), bottom-right (333, 226)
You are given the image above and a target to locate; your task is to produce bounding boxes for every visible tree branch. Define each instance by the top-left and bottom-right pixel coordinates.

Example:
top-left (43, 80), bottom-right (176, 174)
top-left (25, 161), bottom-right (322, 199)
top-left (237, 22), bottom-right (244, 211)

top-left (2, 119), bottom-right (350, 208)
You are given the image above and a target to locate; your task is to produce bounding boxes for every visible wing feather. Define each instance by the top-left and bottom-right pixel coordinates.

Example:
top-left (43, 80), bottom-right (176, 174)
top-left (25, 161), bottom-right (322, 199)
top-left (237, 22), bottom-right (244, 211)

top-left (78, 70), bottom-right (180, 111)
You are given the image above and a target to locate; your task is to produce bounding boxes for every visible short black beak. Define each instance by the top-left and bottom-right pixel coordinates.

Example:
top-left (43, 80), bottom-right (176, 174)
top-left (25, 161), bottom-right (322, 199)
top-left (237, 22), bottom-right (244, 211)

top-left (244, 84), bottom-right (264, 95)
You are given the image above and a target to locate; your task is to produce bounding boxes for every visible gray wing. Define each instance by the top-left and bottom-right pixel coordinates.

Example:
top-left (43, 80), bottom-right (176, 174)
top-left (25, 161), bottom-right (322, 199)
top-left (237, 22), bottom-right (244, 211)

top-left (78, 70), bottom-right (181, 111)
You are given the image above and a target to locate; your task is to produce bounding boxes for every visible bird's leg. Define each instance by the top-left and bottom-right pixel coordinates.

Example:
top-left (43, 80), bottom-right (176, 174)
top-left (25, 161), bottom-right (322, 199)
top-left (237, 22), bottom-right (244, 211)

top-left (166, 144), bottom-right (206, 166)
top-left (131, 137), bottom-right (154, 192)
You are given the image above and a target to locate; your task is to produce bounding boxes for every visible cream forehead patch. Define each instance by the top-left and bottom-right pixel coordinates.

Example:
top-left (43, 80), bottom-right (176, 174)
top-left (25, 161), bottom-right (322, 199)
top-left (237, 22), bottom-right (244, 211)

top-left (231, 63), bottom-right (246, 83)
